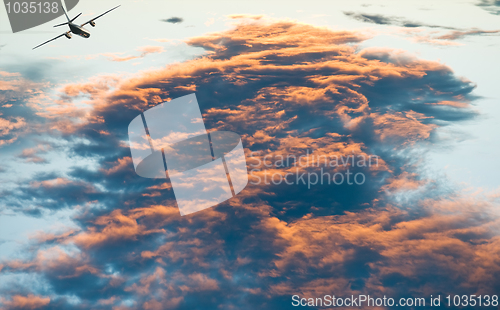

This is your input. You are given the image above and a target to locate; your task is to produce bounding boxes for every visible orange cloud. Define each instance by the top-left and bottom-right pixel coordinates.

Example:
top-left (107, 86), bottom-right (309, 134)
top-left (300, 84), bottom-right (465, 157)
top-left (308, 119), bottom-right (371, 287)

top-left (0, 294), bottom-right (50, 310)
top-left (227, 14), bottom-right (264, 20)
top-left (103, 45), bottom-right (165, 62)
top-left (18, 143), bottom-right (52, 163)
top-left (100, 157), bottom-right (133, 175)
top-left (70, 209), bottom-right (167, 248)
top-left (0, 117), bottom-right (26, 146)
top-left (372, 111), bottom-right (437, 145)
top-left (260, 195), bottom-right (500, 297)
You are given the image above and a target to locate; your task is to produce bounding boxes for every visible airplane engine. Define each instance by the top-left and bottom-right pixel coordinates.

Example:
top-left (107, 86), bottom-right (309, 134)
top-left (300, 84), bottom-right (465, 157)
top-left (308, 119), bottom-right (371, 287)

top-left (90, 21), bottom-right (96, 27)
top-left (64, 32), bottom-right (72, 39)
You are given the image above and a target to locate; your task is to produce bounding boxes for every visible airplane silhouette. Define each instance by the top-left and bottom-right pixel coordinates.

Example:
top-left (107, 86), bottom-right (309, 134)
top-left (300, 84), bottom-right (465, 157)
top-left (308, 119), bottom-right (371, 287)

top-left (33, 4), bottom-right (120, 50)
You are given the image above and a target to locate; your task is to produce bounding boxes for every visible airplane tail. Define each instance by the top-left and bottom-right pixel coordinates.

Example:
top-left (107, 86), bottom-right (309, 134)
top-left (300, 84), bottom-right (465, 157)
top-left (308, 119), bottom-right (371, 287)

top-left (54, 3), bottom-right (77, 27)
top-left (61, 4), bottom-right (71, 22)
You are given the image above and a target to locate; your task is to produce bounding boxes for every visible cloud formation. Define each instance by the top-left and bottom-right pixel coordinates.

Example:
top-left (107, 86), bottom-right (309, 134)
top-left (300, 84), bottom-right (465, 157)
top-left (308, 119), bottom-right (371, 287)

top-left (477, 0), bottom-right (500, 15)
top-left (344, 12), bottom-right (500, 45)
top-left (103, 46), bottom-right (165, 62)
top-left (343, 11), bottom-right (456, 29)
top-left (0, 294), bottom-right (50, 309)
top-left (161, 17), bottom-right (184, 24)
top-left (17, 143), bottom-right (52, 164)
top-left (0, 19), bottom-right (497, 310)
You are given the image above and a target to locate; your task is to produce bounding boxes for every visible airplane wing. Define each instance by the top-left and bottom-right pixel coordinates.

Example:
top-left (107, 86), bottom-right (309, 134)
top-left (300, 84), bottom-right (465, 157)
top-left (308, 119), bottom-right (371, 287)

top-left (32, 32), bottom-right (70, 50)
top-left (80, 5), bottom-right (120, 27)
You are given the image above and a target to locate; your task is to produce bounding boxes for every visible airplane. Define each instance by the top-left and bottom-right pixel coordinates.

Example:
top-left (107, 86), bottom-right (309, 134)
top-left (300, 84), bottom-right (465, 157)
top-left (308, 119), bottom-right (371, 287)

top-left (33, 4), bottom-right (120, 50)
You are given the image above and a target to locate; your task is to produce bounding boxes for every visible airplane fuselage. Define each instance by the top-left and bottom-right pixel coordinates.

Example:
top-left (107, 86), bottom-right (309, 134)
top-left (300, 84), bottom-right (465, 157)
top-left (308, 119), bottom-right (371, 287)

top-left (68, 23), bottom-right (90, 38)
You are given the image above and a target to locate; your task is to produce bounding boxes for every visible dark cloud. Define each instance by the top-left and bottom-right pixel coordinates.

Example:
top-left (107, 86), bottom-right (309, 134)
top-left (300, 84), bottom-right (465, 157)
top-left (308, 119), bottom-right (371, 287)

top-left (343, 11), bottom-right (456, 29)
top-left (344, 11), bottom-right (397, 26)
top-left (343, 12), bottom-right (500, 45)
top-left (0, 20), bottom-right (498, 310)
top-left (161, 17), bottom-right (184, 24)
top-left (477, 0), bottom-right (500, 14)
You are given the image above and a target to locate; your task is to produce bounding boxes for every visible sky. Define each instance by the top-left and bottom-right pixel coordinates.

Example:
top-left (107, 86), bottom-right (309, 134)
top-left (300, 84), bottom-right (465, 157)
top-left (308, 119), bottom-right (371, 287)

top-left (0, 0), bottom-right (499, 309)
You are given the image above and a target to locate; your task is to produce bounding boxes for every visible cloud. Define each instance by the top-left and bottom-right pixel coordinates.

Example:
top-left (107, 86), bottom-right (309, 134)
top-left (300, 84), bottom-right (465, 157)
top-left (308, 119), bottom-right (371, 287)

top-left (205, 17), bottom-right (215, 27)
top-left (0, 116), bottom-right (26, 146)
top-left (0, 72), bottom-right (50, 149)
top-left (227, 14), bottom-right (264, 20)
top-left (160, 17), bottom-right (183, 24)
top-left (0, 19), bottom-right (497, 309)
top-left (476, 0), bottom-right (500, 15)
top-left (0, 294), bottom-right (50, 310)
top-left (398, 28), bottom-right (500, 46)
top-left (103, 46), bottom-right (165, 62)
top-left (17, 143), bottom-right (52, 164)
top-left (263, 197), bottom-right (500, 298)
top-left (343, 11), bottom-right (456, 29)
top-left (344, 12), bottom-right (499, 45)
top-left (436, 29), bottom-right (500, 40)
